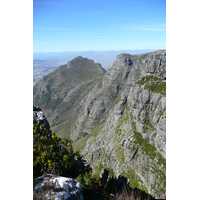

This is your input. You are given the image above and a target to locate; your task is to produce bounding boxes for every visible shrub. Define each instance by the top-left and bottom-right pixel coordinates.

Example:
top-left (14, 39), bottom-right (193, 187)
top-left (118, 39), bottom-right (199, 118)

top-left (33, 121), bottom-right (80, 178)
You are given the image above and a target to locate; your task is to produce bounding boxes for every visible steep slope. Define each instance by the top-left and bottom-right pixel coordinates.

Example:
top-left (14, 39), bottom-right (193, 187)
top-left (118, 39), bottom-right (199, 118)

top-left (33, 56), bottom-right (106, 138)
top-left (72, 50), bottom-right (166, 198)
top-left (33, 50), bottom-right (166, 198)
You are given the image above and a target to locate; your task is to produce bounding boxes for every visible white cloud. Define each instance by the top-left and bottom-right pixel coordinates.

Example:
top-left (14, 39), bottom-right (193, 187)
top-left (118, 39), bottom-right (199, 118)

top-left (110, 24), bottom-right (166, 32)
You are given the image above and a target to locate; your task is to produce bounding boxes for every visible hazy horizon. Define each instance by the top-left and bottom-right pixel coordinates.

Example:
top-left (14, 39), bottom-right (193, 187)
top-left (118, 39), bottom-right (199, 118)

top-left (33, 49), bottom-right (156, 69)
top-left (33, 49), bottom-right (158, 54)
top-left (33, 49), bottom-right (157, 84)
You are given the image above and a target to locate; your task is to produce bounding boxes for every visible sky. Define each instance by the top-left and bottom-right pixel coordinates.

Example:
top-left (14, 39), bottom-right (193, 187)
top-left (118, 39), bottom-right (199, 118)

top-left (33, 0), bottom-right (166, 53)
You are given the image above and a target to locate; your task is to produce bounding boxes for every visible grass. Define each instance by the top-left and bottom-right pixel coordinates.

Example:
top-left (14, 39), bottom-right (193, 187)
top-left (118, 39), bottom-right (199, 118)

top-left (134, 131), bottom-right (164, 162)
top-left (132, 122), bottom-right (163, 161)
top-left (140, 121), bottom-right (155, 133)
top-left (115, 114), bottom-right (129, 136)
top-left (131, 122), bottom-right (166, 197)
top-left (136, 75), bottom-right (166, 96)
top-left (125, 163), bottom-right (150, 195)
top-left (122, 169), bottom-right (139, 190)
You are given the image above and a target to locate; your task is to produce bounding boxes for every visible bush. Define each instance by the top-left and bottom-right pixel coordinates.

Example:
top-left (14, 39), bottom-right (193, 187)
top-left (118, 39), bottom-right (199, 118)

top-left (33, 121), bottom-right (80, 178)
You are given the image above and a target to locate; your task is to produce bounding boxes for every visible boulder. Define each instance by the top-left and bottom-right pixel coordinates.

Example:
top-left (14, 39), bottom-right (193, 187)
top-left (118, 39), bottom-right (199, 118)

top-left (34, 174), bottom-right (83, 200)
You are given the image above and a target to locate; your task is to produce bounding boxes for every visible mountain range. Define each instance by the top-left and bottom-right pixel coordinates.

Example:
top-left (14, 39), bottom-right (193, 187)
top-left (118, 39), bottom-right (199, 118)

top-left (33, 50), bottom-right (166, 198)
top-left (33, 50), bottom-right (155, 84)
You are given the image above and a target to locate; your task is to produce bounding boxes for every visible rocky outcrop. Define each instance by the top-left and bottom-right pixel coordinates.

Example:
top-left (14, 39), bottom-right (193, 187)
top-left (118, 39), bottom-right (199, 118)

top-left (34, 174), bottom-right (83, 200)
top-left (33, 50), bottom-right (166, 198)
top-left (33, 105), bottom-right (50, 130)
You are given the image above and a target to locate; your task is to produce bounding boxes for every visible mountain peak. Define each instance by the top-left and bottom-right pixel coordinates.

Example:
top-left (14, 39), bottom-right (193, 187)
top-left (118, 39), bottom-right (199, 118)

top-left (33, 56), bottom-right (106, 112)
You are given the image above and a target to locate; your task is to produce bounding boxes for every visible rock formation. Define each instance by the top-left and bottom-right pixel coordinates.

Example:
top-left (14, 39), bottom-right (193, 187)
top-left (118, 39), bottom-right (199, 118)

top-left (33, 105), bottom-right (50, 130)
top-left (34, 174), bottom-right (83, 200)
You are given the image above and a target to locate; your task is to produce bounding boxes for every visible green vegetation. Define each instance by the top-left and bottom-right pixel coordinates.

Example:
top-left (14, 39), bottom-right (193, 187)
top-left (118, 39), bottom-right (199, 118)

top-left (34, 119), bottom-right (109, 199)
top-left (139, 184), bottom-right (149, 195)
top-left (136, 75), bottom-right (166, 96)
top-left (143, 121), bottom-right (154, 130)
top-left (115, 146), bottom-right (125, 163)
top-left (33, 120), bottom-right (85, 179)
top-left (122, 169), bottom-right (139, 189)
top-left (115, 114), bottom-right (129, 136)
top-left (38, 91), bottom-right (51, 105)
top-left (158, 109), bottom-right (165, 117)
top-left (140, 121), bottom-right (155, 133)
top-left (124, 100), bottom-right (130, 111)
top-left (131, 121), bottom-right (165, 166)
top-left (158, 153), bottom-right (166, 167)
top-left (76, 172), bottom-right (92, 187)
top-left (82, 132), bottom-right (88, 137)
top-left (107, 168), bottom-right (115, 178)
top-left (132, 121), bottom-right (137, 131)
top-left (73, 118), bottom-right (106, 152)
top-left (150, 166), bottom-right (166, 198)
top-left (134, 131), bottom-right (156, 161)
top-left (132, 121), bottom-right (156, 160)
top-left (151, 165), bottom-right (166, 186)
top-left (131, 122), bottom-right (166, 197)
top-left (94, 162), bottom-right (104, 177)
top-left (52, 110), bottom-right (80, 139)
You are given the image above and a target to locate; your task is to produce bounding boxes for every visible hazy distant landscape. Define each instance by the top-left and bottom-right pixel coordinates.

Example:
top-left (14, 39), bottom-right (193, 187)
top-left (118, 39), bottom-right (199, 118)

top-left (33, 50), bottom-right (155, 84)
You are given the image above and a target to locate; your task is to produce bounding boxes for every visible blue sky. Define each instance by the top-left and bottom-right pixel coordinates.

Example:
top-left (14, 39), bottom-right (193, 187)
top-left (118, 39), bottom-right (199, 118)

top-left (33, 0), bottom-right (166, 53)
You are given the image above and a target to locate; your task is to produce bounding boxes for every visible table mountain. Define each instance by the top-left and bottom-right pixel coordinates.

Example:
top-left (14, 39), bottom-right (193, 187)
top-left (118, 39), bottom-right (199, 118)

top-left (33, 50), bottom-right (166, 198)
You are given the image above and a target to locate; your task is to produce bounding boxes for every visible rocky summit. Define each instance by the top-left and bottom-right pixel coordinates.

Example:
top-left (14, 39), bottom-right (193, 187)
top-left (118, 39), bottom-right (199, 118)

top-left (33, 50), bottom-right (166, 198)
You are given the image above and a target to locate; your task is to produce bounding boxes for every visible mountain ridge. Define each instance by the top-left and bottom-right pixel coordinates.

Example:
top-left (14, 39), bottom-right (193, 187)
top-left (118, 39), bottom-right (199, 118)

top-left (33, 50), bottom-right (166, 198)
top-left (33, 50), bottom-right (156, 84)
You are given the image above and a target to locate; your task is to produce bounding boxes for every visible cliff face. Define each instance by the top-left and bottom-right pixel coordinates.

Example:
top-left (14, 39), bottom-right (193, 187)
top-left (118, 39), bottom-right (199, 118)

top-left (33, 50), bottom-right (166, 198)
top-left (72, 50), bottom-right (166, 198)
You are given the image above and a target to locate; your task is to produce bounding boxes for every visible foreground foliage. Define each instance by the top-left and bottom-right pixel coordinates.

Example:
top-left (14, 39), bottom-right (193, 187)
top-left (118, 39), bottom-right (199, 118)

top-left (33, 120), bottom-right (85, 179)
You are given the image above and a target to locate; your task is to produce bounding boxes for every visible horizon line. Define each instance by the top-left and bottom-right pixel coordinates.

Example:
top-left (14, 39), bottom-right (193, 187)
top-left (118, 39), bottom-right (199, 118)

top-left (33, 49), bottom-right (162, 54)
